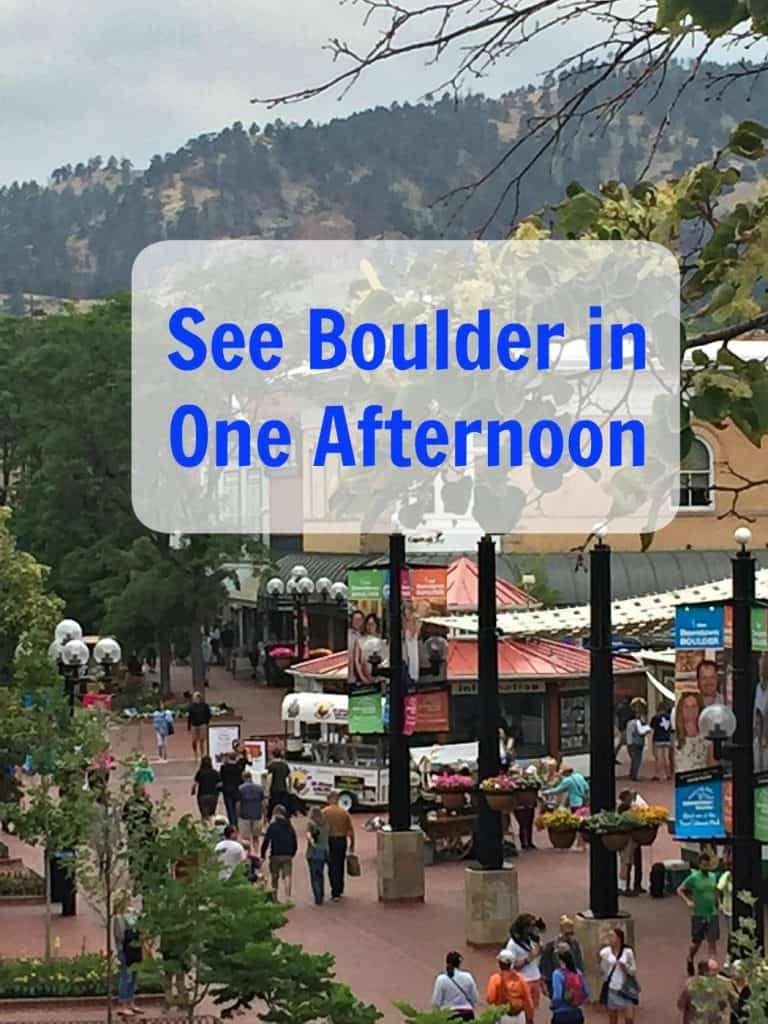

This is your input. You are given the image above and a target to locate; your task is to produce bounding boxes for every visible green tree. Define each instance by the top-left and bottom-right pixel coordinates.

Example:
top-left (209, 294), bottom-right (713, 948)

top-left (0, 687), bottom-right (106, 958)
top-left (0, 508), bottom-right (61, 678)
top-left (135, 816), bottom-right (381, 1023)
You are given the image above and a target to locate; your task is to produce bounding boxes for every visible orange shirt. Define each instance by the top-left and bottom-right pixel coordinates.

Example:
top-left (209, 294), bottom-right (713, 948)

top-left (323, 804), bottom-right (354, 838)
top-left (486, 970), bottom-right (534, 1019)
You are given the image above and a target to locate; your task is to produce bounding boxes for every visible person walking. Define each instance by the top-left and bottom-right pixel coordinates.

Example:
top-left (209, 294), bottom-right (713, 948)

top-left (598, 928), bottom-right (639, 1023)
top-left (237, 769), bottom-right (265, 846)
top-left (540, 916), bottom-right (585, 996)
top-left (191, 755), bottom-right (220, 825)
top-left (506, 914), bottom-right (545, 1023)
top-left (542, 766), bottom-right (589, 852)
top-left (214, 824), bottom-right (247, 879)
top-left (486, 950), bottom-right (534, 1024)
top-left (113, 891), bottom-right (141, 1018)
top-left (221, 622), bottom-right (235, 673)
top-left (200, 632), bottom-right (213, 686)
top-left (187, 692), bottom-right (212, 759)
top-left (626, 704), bottom-right (651, 782)
top-left (617, 789), bottom-right (647, 898)
top-left (650, 701), bottom-right (674, 780)
top-left (549, 949), bottom-right (589, 1024)
top-left (261, 804), bottom-right (298, 900)
top-left (220, 751), bottom-right (246, 827)
top-left (306, 806), bottom-right (330, 906)
top-left (678, 852), bottom-right (721, 976)
top-left (615, 698), bottom-right (634, 768)
top-left (266, 747), bottom-right (292, 820)
top-left (431, 951), bottom-right (480, 1021)
top-left (151, 700), bottom-right (174, 762)
top-left (322, 791), bottom-right (355, 901)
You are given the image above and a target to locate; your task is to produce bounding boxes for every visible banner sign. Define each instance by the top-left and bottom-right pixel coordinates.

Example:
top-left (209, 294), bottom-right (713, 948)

top-left (413, 689), bottom-right (450, 732)
top-left (675, 606), bottom-right (725, 650)
top-left (347, 569), bottom-right (385, 600)
top-left (349, 692), bottom-right (383, 734)
top-left (752, 608), bottom-right (768, 651)
top-left (755, 775), bottom-right (768, 843)
top-left (209, 722), bottom-right (241, 770)
top-left (674, 770), bottom-right (725, 840)
top-left (403, 694), bottom-right (417, 736)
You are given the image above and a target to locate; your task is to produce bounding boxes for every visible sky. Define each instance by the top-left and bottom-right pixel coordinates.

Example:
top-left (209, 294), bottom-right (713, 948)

top-left (0, 0), bottom-right (591, 185)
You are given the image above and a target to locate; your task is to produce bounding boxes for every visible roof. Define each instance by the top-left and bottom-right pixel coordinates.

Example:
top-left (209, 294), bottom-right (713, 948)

top-left (427, 566), bottom-right (768, 638)
top-left (447, 555), bottom-right (537, 611)
top-left (289, 635), bottom-right (640, 682)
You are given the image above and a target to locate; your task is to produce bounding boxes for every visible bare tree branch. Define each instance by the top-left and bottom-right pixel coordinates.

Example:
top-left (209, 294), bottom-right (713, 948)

top-left (685, 312), bottom-right (768, 350)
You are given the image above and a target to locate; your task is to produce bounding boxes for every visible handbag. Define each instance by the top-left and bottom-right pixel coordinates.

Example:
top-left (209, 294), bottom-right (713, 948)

top-left (619, 973), bottom-right (641, 1004)
top-left (346, 852), bottom-right (361, 877)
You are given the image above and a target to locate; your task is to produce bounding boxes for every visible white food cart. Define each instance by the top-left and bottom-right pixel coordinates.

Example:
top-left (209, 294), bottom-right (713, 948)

top-left (281, 692), bottom-right (388, 811)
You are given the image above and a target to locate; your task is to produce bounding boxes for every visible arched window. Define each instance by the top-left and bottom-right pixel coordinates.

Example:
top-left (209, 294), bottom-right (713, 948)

top-left (679, 436), bottom-right (713, 509)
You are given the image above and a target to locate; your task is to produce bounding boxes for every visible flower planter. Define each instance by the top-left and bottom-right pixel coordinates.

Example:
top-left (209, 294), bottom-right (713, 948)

top-left (484, 792), bottom-right (516, 813)
top-left (601, 830), bottom-right (631, 852)
top-left (548, 827), bottom-right (577, 850)
top-left (510, 787), bottom-right (539, 810)
top-left (631, 824), bottom-right (659, 846)
top-left (436, 791), bottom-right (469, 811)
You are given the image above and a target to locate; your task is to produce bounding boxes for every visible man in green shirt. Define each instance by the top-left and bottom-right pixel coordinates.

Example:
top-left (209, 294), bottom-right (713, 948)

top-left (678, 852), bottom-right (720, 977)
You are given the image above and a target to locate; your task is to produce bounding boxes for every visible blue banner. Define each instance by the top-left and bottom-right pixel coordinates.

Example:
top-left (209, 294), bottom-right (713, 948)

top-left (674, 605), bottom-right (725, 650)
top-left (675, 773), bottom-right (725, 839)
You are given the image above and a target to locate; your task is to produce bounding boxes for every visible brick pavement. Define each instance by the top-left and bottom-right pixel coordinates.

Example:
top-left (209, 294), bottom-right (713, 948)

top-left (1, 664), bottom-right (700, 1022)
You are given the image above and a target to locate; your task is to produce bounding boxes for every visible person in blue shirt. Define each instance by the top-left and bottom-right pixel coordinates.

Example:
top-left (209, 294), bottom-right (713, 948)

top-left (151, 701), bottom-right (174, 762)
top-left (542, 766), bottom-right (589, 852)
top-left (549, 949), bottom-right (590, 1023)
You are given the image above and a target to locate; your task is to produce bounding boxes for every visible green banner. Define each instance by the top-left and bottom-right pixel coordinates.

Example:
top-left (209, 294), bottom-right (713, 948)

top-left (755, 785), bottom-right (768, 843)
top-left (348, 692), bottom-right (383, 734)
top-left (347, 569), bottom-right (385, 600)
top-left (752, 608), bottom-right (768, 651)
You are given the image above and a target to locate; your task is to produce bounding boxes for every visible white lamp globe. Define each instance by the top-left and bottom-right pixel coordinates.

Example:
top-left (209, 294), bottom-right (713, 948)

top-left (286, 578), bottom-right (298, 595)
top-left (296, 575), bottom-right (315, 596)
top-left (330, 581), bottom-right (348, 601)
top-left (290, 564), bottom-right (308, 580)
top-left (266, 577), bottom-right (285, 597)
top-left (734, 526), bottom-right (752, 548)
top-left (316, 577), bottom-right (333, 597)
top-left (55, 618), bottom-right (83, 645)
top-left (94, 637), bottom-right (122, 665)
top-left (699, 703), bottom-right (737, 741)
top-left (48, 640), bottom-right (64, 663)
top-left (61, 638), bottom-right (90, 668)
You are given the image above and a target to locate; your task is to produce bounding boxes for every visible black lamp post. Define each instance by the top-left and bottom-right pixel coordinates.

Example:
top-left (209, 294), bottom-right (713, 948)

top-left (388, 532), bottom-right (410, 831)
top-left (730, 526), bottom-right (764, 953)
top-left (589, 528), bottom-right (618, 917)
top-left (477, 533), bottom-right (503, 870)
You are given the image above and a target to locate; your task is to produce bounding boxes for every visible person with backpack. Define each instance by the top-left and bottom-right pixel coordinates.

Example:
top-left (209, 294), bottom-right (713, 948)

top-left (151, 700), bottom-right (174, 762)
top-left (113, 891), bottom-right (142, 1017)
top-left (431, 950), bottom-right (480, 1020)
top-left (486, 950), bottom-right (534, 1024)
top-left (549, 949), bottom-right (590, 1024)
top-left (540, 917), bottom-right (585, 996)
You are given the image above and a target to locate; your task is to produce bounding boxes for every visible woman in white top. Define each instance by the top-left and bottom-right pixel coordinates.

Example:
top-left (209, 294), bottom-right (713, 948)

top-left (505, 914), bottom-right (543, 1023)
top-left (599, 928), bottom-right (638, 1023)
top-left (431, 951), bottom-right (480, 1021)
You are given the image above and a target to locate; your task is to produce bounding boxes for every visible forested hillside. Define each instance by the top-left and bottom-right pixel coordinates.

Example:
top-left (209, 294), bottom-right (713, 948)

top-left (1, 62), bottom-right (766, 301)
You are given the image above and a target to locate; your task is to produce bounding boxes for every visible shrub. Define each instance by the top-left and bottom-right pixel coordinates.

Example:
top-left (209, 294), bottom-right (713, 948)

top-left (537, 808), bottom-right (583, 831)
top-left (626, 804), bottom-right (669, 827)
top-left (0, 871), bottom-right (45, 897)
top-left (582, 811), bottom-right (635, 834)
top-left (431, 773), bottom-right (475, 792)
top-left (0, 953), bottom-right (163, 999)
top-left (480, 774), bottom-right (540, 792)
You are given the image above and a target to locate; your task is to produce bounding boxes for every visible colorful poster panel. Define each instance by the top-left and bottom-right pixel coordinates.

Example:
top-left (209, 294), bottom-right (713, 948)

top-left (347, 569), bottom-right (388, 685)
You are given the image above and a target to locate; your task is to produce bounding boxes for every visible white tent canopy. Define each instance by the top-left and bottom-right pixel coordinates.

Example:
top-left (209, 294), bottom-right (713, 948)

top-left (425, 568), bottom-right (768, 638)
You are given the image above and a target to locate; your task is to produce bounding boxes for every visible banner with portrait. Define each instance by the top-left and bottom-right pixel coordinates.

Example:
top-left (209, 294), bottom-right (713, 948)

top-left (404, 566), bottom-right (449, 685)
top-left (347, 569), bottom-right (388, 685)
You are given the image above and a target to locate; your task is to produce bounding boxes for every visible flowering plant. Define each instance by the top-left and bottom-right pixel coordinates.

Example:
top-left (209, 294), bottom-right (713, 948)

top-left (581, 810), bottom-right (635, 834)
top-left (431, 773), bottom-right (475, 792)
top-left (480, 773), bottom-right (540, 792)
top-left (626, 804), bottom-right (669, 827)
top-left (537, 808), bottom-right (583, 831)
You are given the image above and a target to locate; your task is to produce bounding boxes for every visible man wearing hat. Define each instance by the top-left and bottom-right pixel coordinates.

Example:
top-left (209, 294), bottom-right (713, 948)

top-left (540, 916), bottom-right (585, 996)
top-left (485, 949), bottom-right (534, 1024)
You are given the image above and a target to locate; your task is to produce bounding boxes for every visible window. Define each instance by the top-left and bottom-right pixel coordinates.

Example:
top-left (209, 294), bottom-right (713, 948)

top-left (678, 437), bottom-right (713, 509)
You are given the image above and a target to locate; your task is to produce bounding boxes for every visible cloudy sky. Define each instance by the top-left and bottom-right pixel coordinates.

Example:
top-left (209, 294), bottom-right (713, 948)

top-left (0, 0), bottom-right (597, 184)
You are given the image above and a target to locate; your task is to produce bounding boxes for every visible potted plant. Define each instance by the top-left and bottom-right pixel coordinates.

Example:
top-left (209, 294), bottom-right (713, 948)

top-left (537, 808), bottom-right (583, 849)
top-left (479, 774), bottom-right (522, 812)
top-left (626, 804), bottom-right (669, 845)
top-left (582, 811), bottom-right (634, 852)
top-left (430, 773), bottom-right (475, 811)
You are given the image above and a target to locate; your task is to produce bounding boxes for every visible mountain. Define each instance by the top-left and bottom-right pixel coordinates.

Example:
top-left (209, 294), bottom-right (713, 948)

top-left (2, 62), bottom-right (766, 301)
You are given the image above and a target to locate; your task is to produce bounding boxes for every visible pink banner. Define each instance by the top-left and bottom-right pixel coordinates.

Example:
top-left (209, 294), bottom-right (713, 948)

top-left (403, 694), bottom-right (417, 736)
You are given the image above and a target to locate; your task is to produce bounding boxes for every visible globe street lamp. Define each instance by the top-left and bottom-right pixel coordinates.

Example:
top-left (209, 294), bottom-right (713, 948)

top-left (93, 637), bottom-right (122, 683)
top-left (59, 636), bottom-right (90, 711)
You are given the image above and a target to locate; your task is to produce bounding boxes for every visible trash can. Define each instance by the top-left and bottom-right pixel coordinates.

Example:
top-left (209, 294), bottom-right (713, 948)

top-left (49, 850), bottom-right (76, 916)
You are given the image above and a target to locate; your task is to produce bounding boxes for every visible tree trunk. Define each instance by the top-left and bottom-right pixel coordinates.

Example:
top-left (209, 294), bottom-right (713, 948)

top-left (43, 852), bottom-right (52, 960)
top-left (188, 627), bottom-right (204, 689)
top-left (159, 637), bottom-right (172, 696)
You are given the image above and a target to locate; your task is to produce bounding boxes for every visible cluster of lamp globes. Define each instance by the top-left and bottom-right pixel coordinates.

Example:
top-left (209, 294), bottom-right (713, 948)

top-left (265, 563), bottom-right (351, 602)
top-left (47, 619), bottom-right (122, 677)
